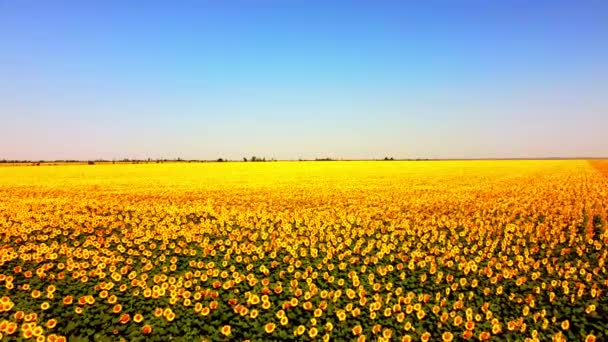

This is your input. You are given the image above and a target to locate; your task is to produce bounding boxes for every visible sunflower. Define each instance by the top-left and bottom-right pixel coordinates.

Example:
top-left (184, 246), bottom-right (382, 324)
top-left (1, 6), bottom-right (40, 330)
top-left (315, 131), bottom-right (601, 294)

top-left (382, 329), bottom-right (392, 339)
top-left (403, 321), bottom-right (412, 331)
top-left (289, 297), bottom-right (299, 307)
top-left (507, 320), bottom-right (517, 331)
top-left (372, 325), bottom-right (382, 335)
top-left (47, 319), bottom-right (57, 329)
top-left (396, 312), bottom-right (405, 323)
top-left (141, 325), bottom-right (152, 335)
top-left (23, 330), bottom-right (33, 339)
top-left (478, 331), bottom-right (491, 340)
top-left (296, 325), bottom-right (306, 336)
top-left (249, 295), bottom-right (260, 305)
top-left (4, 322), bottom-right (16, 335)
top-left (249, 309), bottom-right (259, 319)
top-left (265, 322), bottom-right (276, 334)
top-left (153, 307), bottom-right (163, 317)
top-left (303, 301), bottom-right (313, 310)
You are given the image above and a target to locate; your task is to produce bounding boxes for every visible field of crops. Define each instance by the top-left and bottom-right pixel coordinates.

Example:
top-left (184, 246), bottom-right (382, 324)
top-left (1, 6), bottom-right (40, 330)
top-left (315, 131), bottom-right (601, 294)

top-left (0, 160), bottom-right (607, 341)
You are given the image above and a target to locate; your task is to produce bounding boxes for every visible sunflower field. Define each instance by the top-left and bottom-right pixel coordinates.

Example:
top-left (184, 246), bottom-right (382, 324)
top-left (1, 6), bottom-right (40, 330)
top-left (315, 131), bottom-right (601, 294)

top-left (0, 160), bottom-right (607, 342)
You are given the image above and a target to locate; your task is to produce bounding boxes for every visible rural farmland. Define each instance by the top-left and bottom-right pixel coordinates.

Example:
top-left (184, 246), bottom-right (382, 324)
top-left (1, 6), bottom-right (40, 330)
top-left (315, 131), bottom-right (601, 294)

top-left (0, 160), bottom-right (607, 341)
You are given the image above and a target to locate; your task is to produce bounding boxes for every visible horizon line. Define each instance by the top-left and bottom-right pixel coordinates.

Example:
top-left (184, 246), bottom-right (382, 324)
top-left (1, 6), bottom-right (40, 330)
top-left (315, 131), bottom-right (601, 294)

top-left (1, 157), bottom-right (606, 164)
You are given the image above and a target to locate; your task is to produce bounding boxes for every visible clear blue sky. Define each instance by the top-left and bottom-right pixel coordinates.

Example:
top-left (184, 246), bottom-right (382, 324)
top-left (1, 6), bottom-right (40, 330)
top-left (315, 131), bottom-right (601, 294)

top-left (1, 0), bottom-right (607, 160)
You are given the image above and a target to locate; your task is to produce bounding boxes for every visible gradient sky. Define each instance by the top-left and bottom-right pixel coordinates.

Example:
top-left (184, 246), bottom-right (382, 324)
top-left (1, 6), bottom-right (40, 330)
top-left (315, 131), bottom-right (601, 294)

top-left (1, 1), bottom-right (607, 160)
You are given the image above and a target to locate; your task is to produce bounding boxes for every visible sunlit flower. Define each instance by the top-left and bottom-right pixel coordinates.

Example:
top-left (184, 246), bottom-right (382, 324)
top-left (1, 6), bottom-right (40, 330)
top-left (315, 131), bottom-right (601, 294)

top-left (265, 322), bottom-right (276, 334)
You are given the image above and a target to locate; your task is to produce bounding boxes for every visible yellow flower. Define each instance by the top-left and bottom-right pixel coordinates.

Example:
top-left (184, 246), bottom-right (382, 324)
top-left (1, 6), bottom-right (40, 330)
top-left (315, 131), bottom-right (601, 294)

top-left (296, 325), bottom-right (306, 336)
top-left (46, 319), bottom-right (57, 329)
top-left (265, 322), bottom-right (276, 334)
top-left (382, 328), bottom-right (393, 339)
top-left (585, 334), bottom-right (596, 342)
top-left (133, 314), bottom-right (144, 323)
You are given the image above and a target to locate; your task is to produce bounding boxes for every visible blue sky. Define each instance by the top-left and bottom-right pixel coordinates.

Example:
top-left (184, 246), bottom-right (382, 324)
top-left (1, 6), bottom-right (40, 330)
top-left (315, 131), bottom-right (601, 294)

top-left (1, 0), bottom-right (607, 160)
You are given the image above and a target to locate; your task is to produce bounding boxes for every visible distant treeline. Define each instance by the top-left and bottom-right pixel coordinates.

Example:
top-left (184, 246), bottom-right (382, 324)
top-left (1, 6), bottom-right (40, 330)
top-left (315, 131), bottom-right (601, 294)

top-left (1, 157), bottom-right (602, 167)
top-left (0, 156), bottom-right (424, 165)
top-left (0, 158), bottom-right (229, 165)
